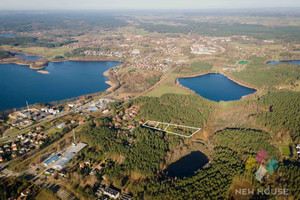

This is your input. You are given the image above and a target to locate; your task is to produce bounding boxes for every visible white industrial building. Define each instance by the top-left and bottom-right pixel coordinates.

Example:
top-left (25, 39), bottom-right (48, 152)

top-left (53, 143), bottom-right (87, 170)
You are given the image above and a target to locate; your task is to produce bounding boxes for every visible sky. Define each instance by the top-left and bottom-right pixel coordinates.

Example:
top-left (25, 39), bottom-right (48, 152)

top-left (1, 0), bottom-right (300, 10)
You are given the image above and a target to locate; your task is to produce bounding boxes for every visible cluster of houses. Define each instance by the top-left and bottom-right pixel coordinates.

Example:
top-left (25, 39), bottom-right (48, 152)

top-left (131, 63), bottom-right (170, 72)
top-left (0, 131), bottom-right (48, 162)
top-left (64, 100), bottom-right (86, 111)
top-left (77, 158), bottom-right (114, 177)
top-left (95, 185), bottom-right (132, 200)
top-left (130, 49), bottom-right (172, 72)
top-left (40, 107), bottom-right (60, 115)
top-left (78, 98), bottom-right (115, 114)
top-left (190, 43), bottom-right (218, 55)
top-left (83, 49), bottom-right (127, 58)
top-left (112, 106), bottom-right (143, 129)
top-left (8, 108), bottom-right (60, 127)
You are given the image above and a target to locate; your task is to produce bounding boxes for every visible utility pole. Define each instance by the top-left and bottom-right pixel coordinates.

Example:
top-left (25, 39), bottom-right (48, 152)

top-left (73, 129), bottom-right (76, 146)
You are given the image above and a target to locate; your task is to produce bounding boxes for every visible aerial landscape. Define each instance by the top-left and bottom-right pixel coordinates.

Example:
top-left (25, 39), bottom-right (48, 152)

top-left (0, 0), bottom-right (299, 199)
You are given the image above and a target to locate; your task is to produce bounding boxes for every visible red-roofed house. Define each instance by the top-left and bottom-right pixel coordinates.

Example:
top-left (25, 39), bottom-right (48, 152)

top-left (21, 188), bottom-right (31, 197)
top-left (79, 163), bottom-right (85, 168)
top-left (128, 125), bottom-right (136, 129)
top-left (97, 165), bottom-right (103, 170)
top-left (115, 122), bottom-right (121, 128)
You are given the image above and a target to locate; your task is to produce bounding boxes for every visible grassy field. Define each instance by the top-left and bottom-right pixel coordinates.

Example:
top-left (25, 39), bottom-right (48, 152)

top-left (280, 144), bottom-right (291, 157)
top-left (0, 45), bottom-right (68, 60)
top-left (34, 188), bottom-right (59, 200)
top-left (144, 72), bottom-right (193, 97)
top-left (146, 85), bottom-right (192, 97)
top-left (3, 127), bottom-right (19, 138)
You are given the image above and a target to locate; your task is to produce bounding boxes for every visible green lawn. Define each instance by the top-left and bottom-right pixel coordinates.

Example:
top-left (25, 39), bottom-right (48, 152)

top-left (238, 61), bottom-right (249, 65)
top-left (144, 72), bottom-right (193, 97)
top-left (280, 145), bottom-right (291, 157)
top-left (34, 188), bottom-right (59, 200)
top-left (2, 127), bottom-right (19, 137)
top-left (145, 85), bottom-right (192, 97)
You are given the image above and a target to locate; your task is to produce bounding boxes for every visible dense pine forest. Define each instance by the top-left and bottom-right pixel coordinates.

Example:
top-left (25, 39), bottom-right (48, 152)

top-left (79, 120), bottom-right (183, 178)
top-left (135, 129), bottom-right (299, 199)
top-left (255, 91), bottom-right (300, 141)
top-left (128, 94), bottom-right (215, 127)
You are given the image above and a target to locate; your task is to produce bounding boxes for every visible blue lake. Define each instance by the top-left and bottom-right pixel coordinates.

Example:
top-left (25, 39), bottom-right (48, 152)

top-left (267, 60), bottom-right (300, 66)
top-left (0, 61), bottom-right (121, 111)
top-left (0, 33), bottom-right (17, 37)
top-left (179, 73), bottom-right (256, 102)
top-left (15, 53), bottom-right (42, 61)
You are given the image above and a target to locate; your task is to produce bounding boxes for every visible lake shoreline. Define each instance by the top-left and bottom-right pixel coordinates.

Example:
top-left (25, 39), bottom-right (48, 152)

top-left (176, 72), bottom-right (258, 101)
top-left (0, 57), bottom-right (48, 70)
top-left (266, 59), bottom-right (300, 64)
top-left (176, 72), bottom-right (258, 90)
top-left (0, 59), bottom-right (122, 113)
top-left (103, 66), bottom-right (121, 93)
top-left (0, 55), bottom-right (122, 94)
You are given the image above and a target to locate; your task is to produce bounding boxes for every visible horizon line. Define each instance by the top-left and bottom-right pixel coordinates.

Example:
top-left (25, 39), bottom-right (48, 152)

top-left (1, 7), bottom-right (300, 11)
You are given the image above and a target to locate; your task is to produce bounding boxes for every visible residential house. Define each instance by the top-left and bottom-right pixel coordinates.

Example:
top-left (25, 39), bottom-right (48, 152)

top-left (21, 188), bottom-right (31, 197)
top-left (12, 146), bottom-right (18, 151)
top-left (79, 163), bottom-right (85, 168)
top-left (57, 123), bottom-right (65, 129)
top-left (115, 122), bottom-right (121, 128)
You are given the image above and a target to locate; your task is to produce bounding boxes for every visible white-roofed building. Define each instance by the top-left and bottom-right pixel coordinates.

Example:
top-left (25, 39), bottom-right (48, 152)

top-left (53, 143), bottom-right (87, 170)
top-left (54, 152), bottom-right (75, 170)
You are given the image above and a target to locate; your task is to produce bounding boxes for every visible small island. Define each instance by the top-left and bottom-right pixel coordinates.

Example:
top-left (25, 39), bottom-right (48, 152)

top-left (37, 70), bottom-right (49, 74)
top-left (0, 51), bottom-right (48, 69)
